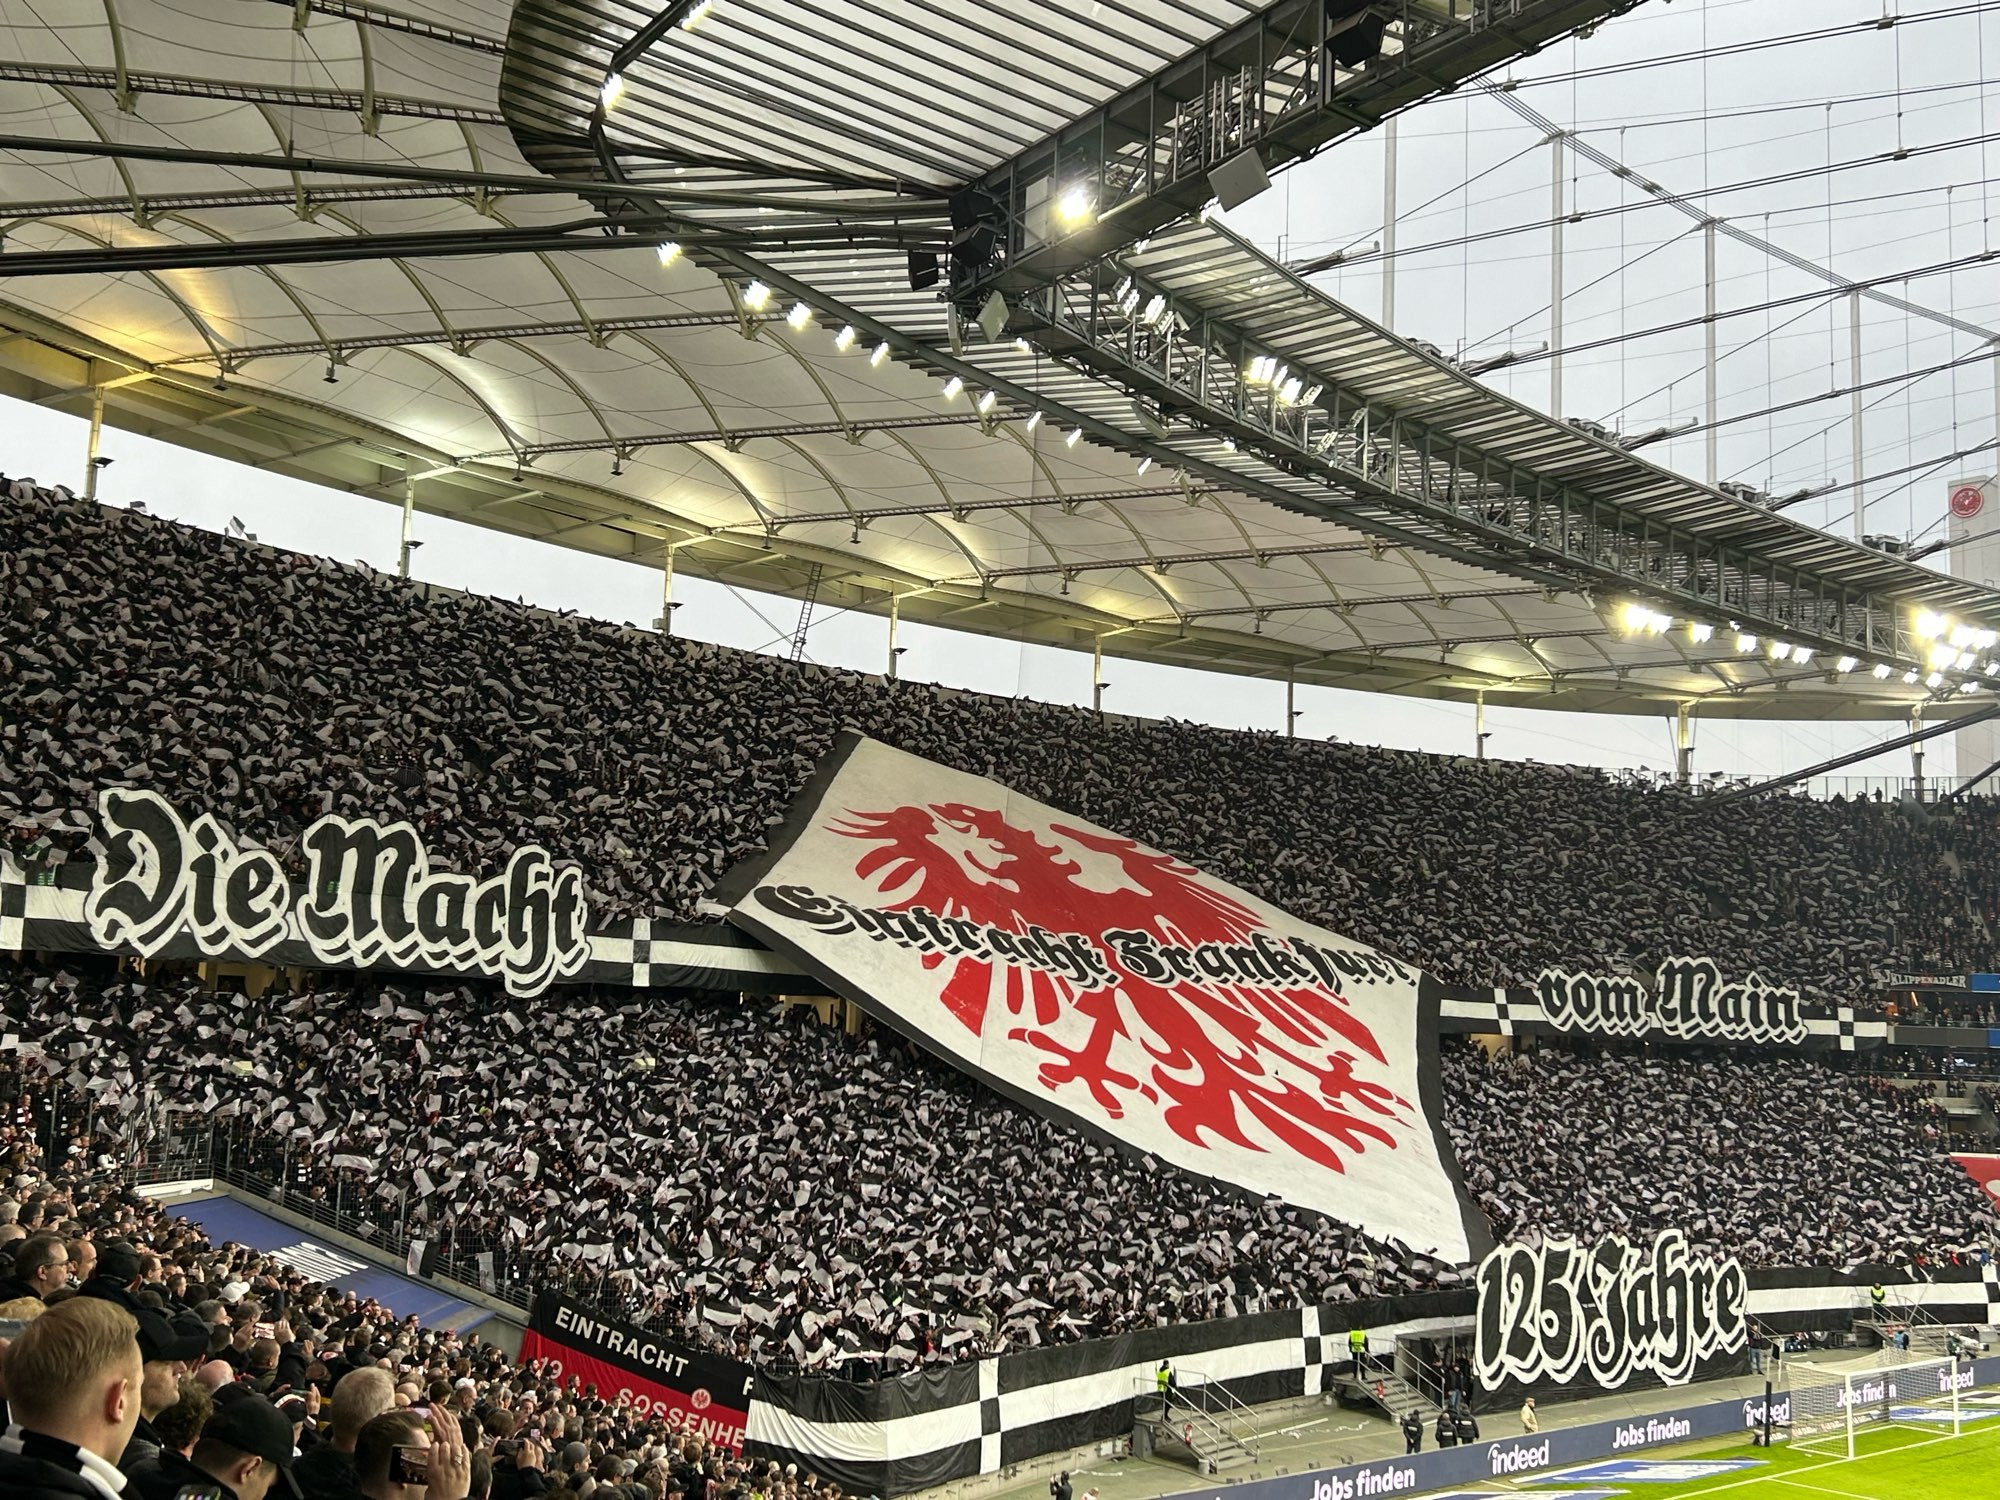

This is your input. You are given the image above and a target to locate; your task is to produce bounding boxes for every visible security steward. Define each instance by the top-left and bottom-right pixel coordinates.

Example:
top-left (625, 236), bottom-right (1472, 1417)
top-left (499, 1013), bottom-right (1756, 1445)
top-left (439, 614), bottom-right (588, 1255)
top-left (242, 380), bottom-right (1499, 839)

top-left (1400, 1408), bottom-right (1423, 1455)
top-left (122, 1394), bottom-right (303, 1500)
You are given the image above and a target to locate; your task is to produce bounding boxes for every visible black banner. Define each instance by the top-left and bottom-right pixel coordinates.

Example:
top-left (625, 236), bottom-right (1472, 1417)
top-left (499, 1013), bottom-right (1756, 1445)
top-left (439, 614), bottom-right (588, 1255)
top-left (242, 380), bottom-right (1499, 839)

top-left (1474, 1231), bottom-right (1749, 1392)
top-left (523, 1291), bottom-right (756, 1454)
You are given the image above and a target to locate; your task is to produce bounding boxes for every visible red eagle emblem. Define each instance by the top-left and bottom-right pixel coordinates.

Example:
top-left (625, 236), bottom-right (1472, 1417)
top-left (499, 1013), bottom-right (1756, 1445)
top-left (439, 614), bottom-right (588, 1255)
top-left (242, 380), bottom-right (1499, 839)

top-left (834, 801), bottom-right (1412, 1174)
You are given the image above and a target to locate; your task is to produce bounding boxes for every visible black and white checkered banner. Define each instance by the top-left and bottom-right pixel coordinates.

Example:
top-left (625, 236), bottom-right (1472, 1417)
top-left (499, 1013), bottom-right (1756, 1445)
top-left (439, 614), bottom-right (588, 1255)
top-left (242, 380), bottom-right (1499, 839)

top-left (1, 855), bottom-right (798, 994)
top-left (1432, 968), bottom-right (1888, 1052)
top-left (736, 1263), bottom-right (1996, 1493)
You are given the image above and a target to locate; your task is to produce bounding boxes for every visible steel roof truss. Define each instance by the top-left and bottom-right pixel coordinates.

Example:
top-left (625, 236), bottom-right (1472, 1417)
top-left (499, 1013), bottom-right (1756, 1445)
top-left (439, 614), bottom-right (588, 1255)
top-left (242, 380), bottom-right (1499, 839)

top-left (1020, 258), bottom-right (1944, 669)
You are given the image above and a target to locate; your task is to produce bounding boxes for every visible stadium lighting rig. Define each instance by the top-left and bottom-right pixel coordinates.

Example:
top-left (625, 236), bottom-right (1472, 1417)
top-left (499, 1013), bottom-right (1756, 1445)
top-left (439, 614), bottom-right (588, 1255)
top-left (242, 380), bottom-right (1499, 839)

top-left (599, 1), bottom-right (722, 114)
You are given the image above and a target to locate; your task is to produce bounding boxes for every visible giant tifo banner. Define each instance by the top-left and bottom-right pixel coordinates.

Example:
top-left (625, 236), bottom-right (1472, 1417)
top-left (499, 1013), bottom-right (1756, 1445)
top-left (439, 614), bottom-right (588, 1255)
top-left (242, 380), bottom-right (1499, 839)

top-left (523, 1291), bottom-right (756, 1453)
top-left (1953, 1153), bottom-right (2000, 1215)
top-left (0, 790), bottom-right (798, 995)
top-left (714, 732), bottom-right (1489, 1264)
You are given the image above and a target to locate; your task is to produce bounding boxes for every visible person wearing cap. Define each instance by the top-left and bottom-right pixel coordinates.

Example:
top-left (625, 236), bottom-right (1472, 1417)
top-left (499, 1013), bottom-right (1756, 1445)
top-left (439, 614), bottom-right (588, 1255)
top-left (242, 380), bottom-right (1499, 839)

top-left (121, 1308), bottom-right (212, 1469)
top-left (81, 1244), bottom-right (150, 1316)
top-left (122, 1394), bottom-right (302, 1500)
top-left (0, 1296), bottom-right (144, 1500)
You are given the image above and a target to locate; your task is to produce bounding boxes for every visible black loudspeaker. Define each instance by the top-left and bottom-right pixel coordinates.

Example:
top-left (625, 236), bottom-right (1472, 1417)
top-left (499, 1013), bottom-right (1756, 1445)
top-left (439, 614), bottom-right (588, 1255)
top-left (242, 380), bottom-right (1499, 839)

top-left (948, 186), bottom-right (1005, 280)
top-left (907, 251), bottom-right (941, 291)
top-left (1327, 5), bottom-right (1387, 68)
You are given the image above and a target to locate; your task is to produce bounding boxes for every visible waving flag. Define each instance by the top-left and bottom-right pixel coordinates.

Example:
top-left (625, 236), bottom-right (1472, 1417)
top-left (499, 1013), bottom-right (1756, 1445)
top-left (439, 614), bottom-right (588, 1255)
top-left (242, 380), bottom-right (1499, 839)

top-left (717, 734), bottom-right (1486, 1263)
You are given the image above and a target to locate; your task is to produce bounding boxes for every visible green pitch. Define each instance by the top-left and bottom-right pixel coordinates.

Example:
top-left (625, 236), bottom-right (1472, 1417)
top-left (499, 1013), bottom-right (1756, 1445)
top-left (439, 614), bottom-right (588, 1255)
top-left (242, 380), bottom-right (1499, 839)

top-left (1534, 1419), bottom-right (2000, 1499)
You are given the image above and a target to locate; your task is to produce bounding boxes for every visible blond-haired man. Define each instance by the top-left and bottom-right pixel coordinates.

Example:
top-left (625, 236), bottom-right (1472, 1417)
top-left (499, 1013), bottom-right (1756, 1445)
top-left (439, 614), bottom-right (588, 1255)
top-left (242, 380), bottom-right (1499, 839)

top-left (0, 1296), bottom-right (144, 1500)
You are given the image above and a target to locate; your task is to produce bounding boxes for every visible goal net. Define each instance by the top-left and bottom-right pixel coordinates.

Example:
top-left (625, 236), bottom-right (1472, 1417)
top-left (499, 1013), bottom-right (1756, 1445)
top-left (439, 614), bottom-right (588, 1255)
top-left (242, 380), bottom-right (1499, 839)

top-left (1787, 1356), bottom-right (1964, 1458)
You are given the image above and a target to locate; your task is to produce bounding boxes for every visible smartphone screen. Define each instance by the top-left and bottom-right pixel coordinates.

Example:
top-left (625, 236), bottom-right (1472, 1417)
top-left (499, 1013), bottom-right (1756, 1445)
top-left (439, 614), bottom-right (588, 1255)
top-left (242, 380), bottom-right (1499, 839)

top-left (390, 1447), bottom-right (430, 1485)
top-left (254, 1322), bottom-right (276, 1340)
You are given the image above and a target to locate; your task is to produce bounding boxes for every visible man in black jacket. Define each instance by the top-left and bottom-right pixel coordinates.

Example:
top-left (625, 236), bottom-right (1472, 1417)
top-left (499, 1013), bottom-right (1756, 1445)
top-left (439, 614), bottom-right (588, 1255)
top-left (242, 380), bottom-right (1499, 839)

top-left (1399, 1409), bottom-right (1422, 1455)
top-left (0, 1233), bottom-right (72, 1306)
top-left (0, 1296), bottom-right (144, 1500)
top-left (77, 1242), bottom-right (148, 1314)
top-left (295, 1367), bottom-right (394, 1500)
top-left (123, 1393), bottom-right (303, 1500)
top-left (120, 1308), bottom-right (210, 1470)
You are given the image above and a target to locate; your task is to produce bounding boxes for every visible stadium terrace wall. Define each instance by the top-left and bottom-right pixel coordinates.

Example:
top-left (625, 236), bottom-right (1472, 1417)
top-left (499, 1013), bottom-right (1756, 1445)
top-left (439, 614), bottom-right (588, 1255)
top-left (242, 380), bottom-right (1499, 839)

top-left (534, 1266), bottom-right (2000, 1495)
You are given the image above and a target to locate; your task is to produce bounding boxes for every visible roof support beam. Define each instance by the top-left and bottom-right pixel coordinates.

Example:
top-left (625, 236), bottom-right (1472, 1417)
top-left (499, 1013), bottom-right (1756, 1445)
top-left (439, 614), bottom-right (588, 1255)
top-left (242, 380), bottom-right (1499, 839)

top-left (470, 413), bottom-right (984, 463)
top-left (0, 63), bottom-right (507, 123)
top-left (0, 134), bottom-right (942, 218)
top-left (0, 216), bottom-right (927, 278)
top-left (970, 0), bottom-right (1640, 295)
top-left (1012, 248), bottom-right (1977, 674)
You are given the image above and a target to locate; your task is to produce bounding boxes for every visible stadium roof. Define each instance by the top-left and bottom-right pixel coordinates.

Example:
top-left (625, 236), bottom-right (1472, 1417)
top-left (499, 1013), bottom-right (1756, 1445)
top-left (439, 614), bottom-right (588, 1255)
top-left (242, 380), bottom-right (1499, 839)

top-left (3, 0), bottom-right (1998, 720)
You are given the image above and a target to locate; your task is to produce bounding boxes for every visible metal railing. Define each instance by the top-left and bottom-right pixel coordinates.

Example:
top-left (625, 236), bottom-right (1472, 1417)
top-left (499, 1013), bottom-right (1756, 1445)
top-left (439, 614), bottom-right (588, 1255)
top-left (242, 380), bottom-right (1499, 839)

top-left (1132, 1369), bottom-right (1261, 1462)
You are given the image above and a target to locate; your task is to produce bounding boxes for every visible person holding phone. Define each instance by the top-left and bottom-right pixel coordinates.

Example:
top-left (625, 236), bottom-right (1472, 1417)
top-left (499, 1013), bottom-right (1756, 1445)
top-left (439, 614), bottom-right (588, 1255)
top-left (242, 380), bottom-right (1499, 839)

top-left (355, 1408), bottom-right (472, 1500)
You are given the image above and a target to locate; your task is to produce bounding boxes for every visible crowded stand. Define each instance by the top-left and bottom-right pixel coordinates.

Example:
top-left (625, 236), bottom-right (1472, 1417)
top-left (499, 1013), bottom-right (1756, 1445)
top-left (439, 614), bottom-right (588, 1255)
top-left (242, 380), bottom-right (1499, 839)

top-left (0, 960), bottom-right (1992, 1381)
top-left (4, 475), bottom-right (2000, 1500)
top-left (7, 476), bottom-right (2000, 1002)
top-left (1441, 1043), bottom-right (1996, 1264)
top-left (0, 1045), bottom-right (813, 1500)
top-left (0, 966), bottom-right (1447, 1372)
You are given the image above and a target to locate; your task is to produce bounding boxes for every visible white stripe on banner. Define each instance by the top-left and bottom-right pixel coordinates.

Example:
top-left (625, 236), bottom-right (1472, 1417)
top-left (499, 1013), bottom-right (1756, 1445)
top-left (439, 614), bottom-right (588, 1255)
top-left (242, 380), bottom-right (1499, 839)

top-left (1749, 1279), bottom-right (1990, 1318)
top-left (996, 1333), bottom-right (1304, 1436)
top-left (745, 1397), bottom-right (980, 1465)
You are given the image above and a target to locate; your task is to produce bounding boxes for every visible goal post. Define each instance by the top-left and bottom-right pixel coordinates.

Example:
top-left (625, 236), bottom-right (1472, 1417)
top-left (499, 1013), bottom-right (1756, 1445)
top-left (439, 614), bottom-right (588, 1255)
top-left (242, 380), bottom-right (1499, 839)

top-left (1787, 1356), bottom-right (1963, 1459)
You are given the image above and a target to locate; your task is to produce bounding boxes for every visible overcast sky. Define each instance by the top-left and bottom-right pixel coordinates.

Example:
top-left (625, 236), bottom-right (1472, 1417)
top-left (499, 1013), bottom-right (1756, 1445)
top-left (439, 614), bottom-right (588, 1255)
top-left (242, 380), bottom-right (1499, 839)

top-left (7, 0), bottom-right (1991, 787)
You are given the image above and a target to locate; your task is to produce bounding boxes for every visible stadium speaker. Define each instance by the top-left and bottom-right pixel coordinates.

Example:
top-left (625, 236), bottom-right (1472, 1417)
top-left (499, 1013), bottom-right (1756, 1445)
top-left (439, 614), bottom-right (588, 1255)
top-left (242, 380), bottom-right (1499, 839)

top-left (1207, 149), bottom-right (1270, 211)
top-left (907, 251), bottom-right (941, 291)
top-left (1326, 3), bottom-right (1388, 68)
top-left (976, 290), bottom-right (1010, 343)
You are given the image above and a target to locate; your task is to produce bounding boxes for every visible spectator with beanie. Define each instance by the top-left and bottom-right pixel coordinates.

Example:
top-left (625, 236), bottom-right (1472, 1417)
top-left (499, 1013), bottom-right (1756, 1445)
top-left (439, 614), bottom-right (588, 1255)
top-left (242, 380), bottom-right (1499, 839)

top-left (0, 1296), bottom-right (144, 1500)
top-left (79, 1244), bottom-right (147, 1315)
top-left (124, 1394), bottom-right (303, 1500)
top-left (121, 1309), bottom-right (210, 1469)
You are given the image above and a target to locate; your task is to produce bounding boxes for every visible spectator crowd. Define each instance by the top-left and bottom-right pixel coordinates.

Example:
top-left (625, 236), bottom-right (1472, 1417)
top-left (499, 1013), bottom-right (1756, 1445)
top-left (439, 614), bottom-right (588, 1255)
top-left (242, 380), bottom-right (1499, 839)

top-left (0, 967), bottom-right (1446, 1373)
top-left (0, 473), bottom-right (1997, 1456)
top-left (0, 1049), bottom-right (841, 1500)
top-left (1442, 1042), bottom-right (1996, 1265)
top-left (7, 474), bottom-right (2000, 1003)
